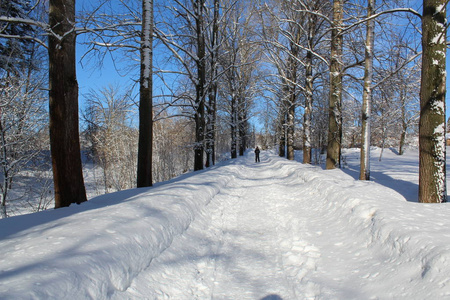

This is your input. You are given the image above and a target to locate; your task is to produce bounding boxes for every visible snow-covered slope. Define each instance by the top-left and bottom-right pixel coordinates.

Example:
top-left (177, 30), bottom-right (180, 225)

top-left (1, 149), bottom-right (450, 299)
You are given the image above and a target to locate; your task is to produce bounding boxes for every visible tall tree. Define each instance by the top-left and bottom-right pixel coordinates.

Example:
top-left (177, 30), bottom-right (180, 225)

top-left (301, 0), bottom-right (329, 164)
top-left (155, 0), bottom-right (209, 171)
top-left (303, 24), bottom-right (313, 164)
top-left (285, 37), bottom-right (299, 161)
top-left (359, 0), bottom-right (375, 180)
top-left (193, 0), bottom-right (207, 170)
top-left (418, 0), bottom-right (446, 203)
top-left (137, 0), bottom-right (154, 187)
top-left (219, 0), bottom-right (258, 160)
top-left (48, 0), bottom-right (87, 207)
top-left (205, 0), bottom-right (220, 167)
top-left (326, 0), bottom-right (343, 169)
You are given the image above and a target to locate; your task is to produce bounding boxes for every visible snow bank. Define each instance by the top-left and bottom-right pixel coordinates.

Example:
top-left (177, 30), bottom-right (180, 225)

top-left (2, 151), bottom-right (450, 299)
top-left (296, 165), bottom-right (450, 298)
top-left (0, 161), bottom-right (238, 299)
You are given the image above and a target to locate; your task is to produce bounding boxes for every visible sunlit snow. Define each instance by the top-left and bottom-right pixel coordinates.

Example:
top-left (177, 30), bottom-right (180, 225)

top-left (1, 148), bottom-right (450, 299)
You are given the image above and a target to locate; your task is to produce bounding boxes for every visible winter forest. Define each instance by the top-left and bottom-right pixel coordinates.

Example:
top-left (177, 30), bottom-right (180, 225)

top-left (0, 0), bottom-right (447, 218)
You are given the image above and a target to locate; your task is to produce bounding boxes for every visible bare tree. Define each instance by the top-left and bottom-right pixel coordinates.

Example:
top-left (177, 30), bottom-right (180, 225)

top-left (0, 48), bottom-right (47, 217)
top-left (326, 0), bottom-right (343, 169)
top-left (218, 0), bottom-right (260, 159)
top-left (137, 0), bottom-right (154, 187)
top-left (83, 85), bottom-right (136, 193)
top-left (301, 0), bottom-right (330, 164)
top-left (155, 0), bottom-right (211, 171)
top-left (1, 0), bottom-right (87, 209)
top-left (373, 30), bottom-right (420, 156)
top-left (205, 0), bottom-right (220, 167)
top-left (48, 0), bottom-right (87, 207)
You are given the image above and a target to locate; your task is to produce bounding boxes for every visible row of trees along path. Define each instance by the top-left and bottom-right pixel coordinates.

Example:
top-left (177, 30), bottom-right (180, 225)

top-left (0, 0), bottom-right (446, 217)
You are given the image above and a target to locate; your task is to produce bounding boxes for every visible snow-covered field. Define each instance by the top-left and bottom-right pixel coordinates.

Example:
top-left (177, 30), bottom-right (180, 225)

top-left (1, 147), bottom-right (450, 299)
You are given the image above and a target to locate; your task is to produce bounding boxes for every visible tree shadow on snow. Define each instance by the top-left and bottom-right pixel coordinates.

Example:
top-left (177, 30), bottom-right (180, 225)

top-left (261, 295), bottom-right (283, 300)
top-left (340, 163), bottom-right (420, 202)
top-left (0, 152), bottom-right (261, 240)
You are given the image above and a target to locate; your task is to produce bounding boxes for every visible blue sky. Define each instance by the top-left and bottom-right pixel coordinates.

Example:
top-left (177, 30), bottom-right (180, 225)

top-left (75, 0), bottom-right (450, 127)
top-left (76, 49), bottom-right (450, 127)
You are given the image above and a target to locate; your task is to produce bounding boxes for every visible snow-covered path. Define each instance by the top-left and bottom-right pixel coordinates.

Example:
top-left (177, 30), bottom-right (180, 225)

top-left (111, 152), bottom-right (422, 299)
top-left (3, 150), bottom-right (450, 299)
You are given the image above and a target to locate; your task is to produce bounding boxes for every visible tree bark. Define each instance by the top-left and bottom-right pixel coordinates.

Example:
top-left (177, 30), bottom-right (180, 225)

top-left (286, 97), bottom-right (295, 160)
top-left (359, 0), bottom-right (375, 180)
top-left (231, 94), bottom-right (237, 159)
top-left (419, 0), bottom-right (447, 203)
top-left (194, 0), bottom-right (206, 171)
top-left (303, 47), bottom-right (313, 164)
top-left (278, 102), bottom-right (286, 158)
top-left (137, 0), bottom-right (153, 187)
top-left (205, 0), bottom-right (219, 168)
top-left (326, 0), bottom-right (343, 169)
top-left (49, 0), bottom-right (87, 208)
top-left (238, 99), bottom-right (246, 156)
top-left (399, 91), bottom-right (407, 155)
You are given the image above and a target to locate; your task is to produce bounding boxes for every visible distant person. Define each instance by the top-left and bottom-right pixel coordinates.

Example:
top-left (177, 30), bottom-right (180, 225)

top-left (255, 146), bottom-right (260, 163)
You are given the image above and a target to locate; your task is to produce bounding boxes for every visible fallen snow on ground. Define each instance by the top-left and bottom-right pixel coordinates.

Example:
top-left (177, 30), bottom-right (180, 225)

top-left (1, 148), bottom-right (450, 299)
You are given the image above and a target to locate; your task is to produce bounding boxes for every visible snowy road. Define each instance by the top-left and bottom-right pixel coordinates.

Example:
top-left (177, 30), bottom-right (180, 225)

top-left (111, 152), bottom-right (406, 299)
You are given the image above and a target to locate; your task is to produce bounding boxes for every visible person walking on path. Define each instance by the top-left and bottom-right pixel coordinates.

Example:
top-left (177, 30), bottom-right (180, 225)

top-left (255, 146), bottom-right (260, 163)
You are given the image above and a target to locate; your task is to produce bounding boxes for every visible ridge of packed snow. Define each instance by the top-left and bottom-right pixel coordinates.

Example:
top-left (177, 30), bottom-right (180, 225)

top-left (0, 161), bottom-right (237, 299)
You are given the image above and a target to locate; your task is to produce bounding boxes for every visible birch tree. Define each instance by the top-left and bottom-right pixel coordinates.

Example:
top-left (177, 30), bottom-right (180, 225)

top-left (359, 0), bottom-right (375, 180)
top-left (418, 0), bottom-right (446, 203)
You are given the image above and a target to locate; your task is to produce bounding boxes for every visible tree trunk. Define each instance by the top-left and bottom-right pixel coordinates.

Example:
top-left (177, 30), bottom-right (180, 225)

top-left (205, 0), bottom-right (219, 168)
top-left (399, 91), bottom-right (407, 155)
top-left (231, 95), bottom-right (237, 159)
top-left (238, 102), bottom-right (246, 156)
top-left (194, 0), bottom-right (206, 171)
top-left (359, 0), bottom-right (375, 181)
top-left (303, 48), bottom-right (313, 164)
top-left (205, 90), bottom-right (216, 166)
top-left (286, 98), bottom-right (295, 160)
top-left (419, 0), bottom-right (447, 203)
top-left (279, 110), bottom-right (286, 158)
top-left (137, 0), bottom-right (153, 187)
top-left (0, 113), bottom-right (9, 218)
top-left (48, 0), bottom-right (87, 208)
top-left (326, 0), bottom-right (343, 169)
